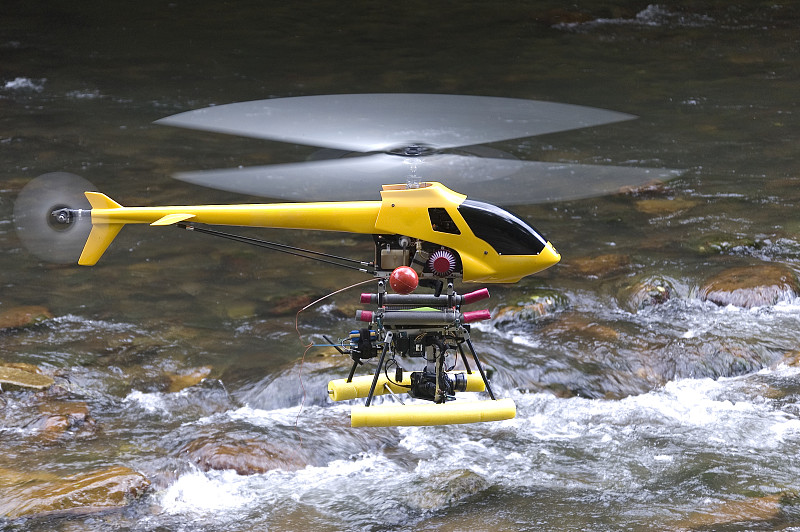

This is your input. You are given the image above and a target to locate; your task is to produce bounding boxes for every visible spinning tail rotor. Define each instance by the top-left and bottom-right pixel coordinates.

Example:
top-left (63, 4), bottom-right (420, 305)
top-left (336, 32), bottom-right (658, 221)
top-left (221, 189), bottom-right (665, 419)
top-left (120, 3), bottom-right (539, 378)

top-left (13, 172), bottom-right (95, 263)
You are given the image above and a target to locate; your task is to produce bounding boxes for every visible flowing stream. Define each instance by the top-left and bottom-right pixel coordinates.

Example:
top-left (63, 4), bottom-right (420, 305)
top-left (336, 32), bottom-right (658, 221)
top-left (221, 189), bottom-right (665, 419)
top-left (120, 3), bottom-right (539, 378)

top-left (1, 2), bottom-right (800, 530)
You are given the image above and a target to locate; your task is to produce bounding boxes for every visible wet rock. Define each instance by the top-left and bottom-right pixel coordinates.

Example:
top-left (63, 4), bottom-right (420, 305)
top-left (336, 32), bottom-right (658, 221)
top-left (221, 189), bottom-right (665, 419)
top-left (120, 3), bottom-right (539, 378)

top-left (0, 363), bottom-right (54, 390)
top-left (0, 465), bottom-right (149, 518)
top-left (616, 275), bottom-right (674, 313)
top-left (566, 254), bottom-right (631, 279)
top-left (699, 264), bottom-right (800, 308)
top-left (492, 290), bottom-right (570, 326)
top-left (407, 469), bottom-right (488, 510)
top-left (0, 306), bottom-right (53, 329)
top-left (180, 435), bottom-right (306, 475)
top-left (26, 400), bottom-right (96, 442)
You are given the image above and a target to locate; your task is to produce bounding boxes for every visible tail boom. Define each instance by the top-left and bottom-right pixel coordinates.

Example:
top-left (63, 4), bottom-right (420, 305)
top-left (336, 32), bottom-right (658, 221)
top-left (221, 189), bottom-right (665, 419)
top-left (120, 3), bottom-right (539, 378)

top-left (77, 192), bottom-right (383, 265)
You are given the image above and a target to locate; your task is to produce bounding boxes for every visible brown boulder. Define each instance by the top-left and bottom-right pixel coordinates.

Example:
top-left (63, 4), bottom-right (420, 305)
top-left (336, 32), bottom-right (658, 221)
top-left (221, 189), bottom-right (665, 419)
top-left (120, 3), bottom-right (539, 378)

top-left (0, 465), bottom-right (149, 518)
top-left (181, 436), bottom-right (306, 475)
top-left (699, 264), bottom-right (800, 308)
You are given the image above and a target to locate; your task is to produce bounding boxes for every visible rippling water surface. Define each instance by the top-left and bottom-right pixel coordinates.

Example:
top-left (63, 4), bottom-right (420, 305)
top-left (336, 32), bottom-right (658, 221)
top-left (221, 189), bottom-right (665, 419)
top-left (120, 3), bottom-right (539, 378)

top-left (2, 2), bottom-right (800, 530)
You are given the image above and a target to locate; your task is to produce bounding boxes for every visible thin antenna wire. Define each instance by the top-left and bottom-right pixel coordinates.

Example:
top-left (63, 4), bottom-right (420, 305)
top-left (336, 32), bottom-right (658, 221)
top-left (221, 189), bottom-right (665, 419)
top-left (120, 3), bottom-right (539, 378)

top-left (293, 278), bottom-right (375, 438)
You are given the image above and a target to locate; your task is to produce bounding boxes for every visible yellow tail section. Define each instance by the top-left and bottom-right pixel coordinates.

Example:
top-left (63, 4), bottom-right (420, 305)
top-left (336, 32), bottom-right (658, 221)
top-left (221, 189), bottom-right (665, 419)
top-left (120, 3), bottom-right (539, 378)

top-left (78, 192), bottom-right (125, 266)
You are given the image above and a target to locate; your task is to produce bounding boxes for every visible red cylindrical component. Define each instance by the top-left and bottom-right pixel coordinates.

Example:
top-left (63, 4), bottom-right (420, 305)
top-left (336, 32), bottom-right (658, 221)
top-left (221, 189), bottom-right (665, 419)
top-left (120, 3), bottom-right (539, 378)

top-left (360, 293), bottom-right (372, 304)
top-left (462, 309), bottom-right (491, 323)
top-left (356, 310), bottom-right (374, 322)
top-left (462, 288), bottom-right (490, 305)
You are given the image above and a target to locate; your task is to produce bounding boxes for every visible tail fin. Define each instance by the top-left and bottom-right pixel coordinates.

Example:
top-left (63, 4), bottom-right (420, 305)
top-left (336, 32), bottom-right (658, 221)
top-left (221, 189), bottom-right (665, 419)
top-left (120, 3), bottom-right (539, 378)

top-left (78, 192), bottom-right (125, 266)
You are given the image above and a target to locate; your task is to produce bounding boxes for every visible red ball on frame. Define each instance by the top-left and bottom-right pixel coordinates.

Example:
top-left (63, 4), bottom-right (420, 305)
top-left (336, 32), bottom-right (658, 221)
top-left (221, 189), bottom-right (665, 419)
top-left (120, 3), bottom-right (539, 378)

top-left (389, 266), bottom-right (419, 294)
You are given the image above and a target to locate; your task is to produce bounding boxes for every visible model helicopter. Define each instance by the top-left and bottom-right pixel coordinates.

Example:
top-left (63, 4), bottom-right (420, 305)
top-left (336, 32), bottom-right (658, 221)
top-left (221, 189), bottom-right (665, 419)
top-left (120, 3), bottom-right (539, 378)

top-left (14, 94), bottom-right (679, 427)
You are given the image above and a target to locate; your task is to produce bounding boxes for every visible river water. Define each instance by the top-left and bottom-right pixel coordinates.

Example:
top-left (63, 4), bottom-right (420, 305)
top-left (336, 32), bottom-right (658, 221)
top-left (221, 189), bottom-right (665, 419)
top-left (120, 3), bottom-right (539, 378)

top-left (2, 1), bottom-right (800, 530)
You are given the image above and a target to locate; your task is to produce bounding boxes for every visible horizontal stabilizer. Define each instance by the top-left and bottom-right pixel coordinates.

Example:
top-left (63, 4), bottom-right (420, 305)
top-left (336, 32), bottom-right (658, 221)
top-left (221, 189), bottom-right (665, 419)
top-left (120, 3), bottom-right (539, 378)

top-left (151, 213), bottom-right (195, 226)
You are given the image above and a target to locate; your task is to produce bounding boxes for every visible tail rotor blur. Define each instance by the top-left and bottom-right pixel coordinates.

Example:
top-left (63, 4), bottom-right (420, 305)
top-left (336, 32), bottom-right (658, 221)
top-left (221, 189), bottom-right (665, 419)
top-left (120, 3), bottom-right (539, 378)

top-left (13, 172), bottom-right (95, 263)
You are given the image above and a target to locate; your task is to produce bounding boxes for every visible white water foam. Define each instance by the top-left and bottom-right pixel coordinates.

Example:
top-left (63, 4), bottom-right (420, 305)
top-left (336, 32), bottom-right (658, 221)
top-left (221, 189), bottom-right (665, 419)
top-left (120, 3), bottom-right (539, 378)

top-left (124, 390), bottom-right (169, 414)
top-left (555, 5), bottom-right (714, 31)
top-left (161, 468), bottom-right (258, 514)
top-left (4, 77), bottom-right (45, 92)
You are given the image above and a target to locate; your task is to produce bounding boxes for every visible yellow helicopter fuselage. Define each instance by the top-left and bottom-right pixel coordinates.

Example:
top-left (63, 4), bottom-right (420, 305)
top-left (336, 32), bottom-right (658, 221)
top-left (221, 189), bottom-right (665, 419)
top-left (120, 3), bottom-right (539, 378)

top-left (79, 181), bottom-right (560, 283)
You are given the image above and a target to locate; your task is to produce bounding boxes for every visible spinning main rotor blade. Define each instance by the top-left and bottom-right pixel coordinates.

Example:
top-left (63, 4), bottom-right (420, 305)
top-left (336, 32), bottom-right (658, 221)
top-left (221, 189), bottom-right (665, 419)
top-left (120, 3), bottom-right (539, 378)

top-left (174, 154), bottom-right (680, 206)
top-left (155, 94), bottom-right (635, 152)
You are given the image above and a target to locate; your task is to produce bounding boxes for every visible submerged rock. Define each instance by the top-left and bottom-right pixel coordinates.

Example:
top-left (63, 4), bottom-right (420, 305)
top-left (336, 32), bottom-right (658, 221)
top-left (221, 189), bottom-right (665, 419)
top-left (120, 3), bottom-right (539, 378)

top-left (0, 306), bottom-right (53, 329)
top-left (492, 290), bottom-right (570, 326)
top-left (566, 254), bottom-right (631, 279)
top-left (259, 292), bottom-right (319, 317)
top-left (635, 197), bottom-right (698, 216)
top-left (674, 492), bottom-right (797, 529)
top-left (699, 264), bottom-right (800, 308)
top-left (539, 313), bottom-right (621, 343)
top-left (0, 465), bottom-right (149, 518)
top-left (180, 435), bottom-right (306, 475)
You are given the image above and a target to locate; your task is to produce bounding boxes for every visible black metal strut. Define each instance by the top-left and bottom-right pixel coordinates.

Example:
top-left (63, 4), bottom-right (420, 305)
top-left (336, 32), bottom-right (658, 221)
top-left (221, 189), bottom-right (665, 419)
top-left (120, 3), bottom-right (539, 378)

top-left (177, 223), bottom-right (376, 274)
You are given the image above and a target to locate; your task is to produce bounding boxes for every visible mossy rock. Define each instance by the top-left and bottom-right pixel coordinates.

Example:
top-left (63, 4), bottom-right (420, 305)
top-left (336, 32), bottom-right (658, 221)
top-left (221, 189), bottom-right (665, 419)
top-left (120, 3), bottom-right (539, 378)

top-left (690, 233), bottom-right (765, 255)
